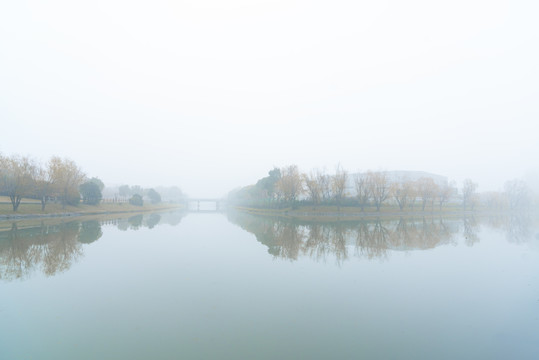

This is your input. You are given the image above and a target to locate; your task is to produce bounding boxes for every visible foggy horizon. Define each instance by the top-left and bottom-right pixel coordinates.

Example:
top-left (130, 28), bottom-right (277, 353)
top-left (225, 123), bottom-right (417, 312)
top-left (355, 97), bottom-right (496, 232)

top-left (1, 0), bottom-right (537, 198)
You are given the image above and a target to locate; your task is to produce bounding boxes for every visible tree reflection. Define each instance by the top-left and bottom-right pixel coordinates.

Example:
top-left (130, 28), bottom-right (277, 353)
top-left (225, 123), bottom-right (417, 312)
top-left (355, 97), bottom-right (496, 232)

top-left (0, 211), bottom-right (185, 281)
top-left (484, 213), bottom-right (533, 243)
top-left (115, 211), bottom-right (185, 231)
top-left (145, 213), bottom-right (161, 229)
top-left (462, 216), bottom-right (479, 246)
top-left (355, 220), bottom-right (390, 261)
top-left (128, 214), bottom-right (144, 229)
top-left (273, 221), bottom-right (305, 260)
top-left (78, 220), bottom-right (103, 244)
top-left (228, 212), bottom-right (469, 263)
top-left (505, 214), bottom-right (532, 243)
top-left (0, 221), bottom-right (86, 280)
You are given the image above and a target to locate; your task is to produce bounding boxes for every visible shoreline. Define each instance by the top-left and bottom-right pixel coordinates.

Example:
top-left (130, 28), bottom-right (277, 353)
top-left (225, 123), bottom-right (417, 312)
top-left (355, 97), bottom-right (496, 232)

top-left (0, 203), bottom-right (184, 221)
top-left (232, 206), bottom-right (518, 221)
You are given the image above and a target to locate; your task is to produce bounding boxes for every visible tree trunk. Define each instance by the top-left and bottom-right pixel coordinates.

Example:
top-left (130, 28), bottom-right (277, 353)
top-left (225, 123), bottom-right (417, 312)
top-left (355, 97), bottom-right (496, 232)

top-left (10, 195), bottom-right (21, 212)
top-left (41, 197), bottom-right (47, 211)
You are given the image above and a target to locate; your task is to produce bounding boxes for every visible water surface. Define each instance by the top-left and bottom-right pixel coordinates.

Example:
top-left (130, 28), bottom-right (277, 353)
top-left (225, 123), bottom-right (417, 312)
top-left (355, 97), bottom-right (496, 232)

top-left (1, 211), bottom-right (538, 359)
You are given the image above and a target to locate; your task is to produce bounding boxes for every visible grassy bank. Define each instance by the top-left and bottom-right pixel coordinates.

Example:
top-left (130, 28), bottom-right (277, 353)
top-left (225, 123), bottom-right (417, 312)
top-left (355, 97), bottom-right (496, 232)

top-left (0, 197), bottom-right (183, 219)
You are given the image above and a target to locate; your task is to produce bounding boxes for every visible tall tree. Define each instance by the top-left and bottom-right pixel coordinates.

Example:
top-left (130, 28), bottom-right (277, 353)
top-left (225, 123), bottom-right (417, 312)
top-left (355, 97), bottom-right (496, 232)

top-left (461, 179), bottom-right (478, 211)
top-left (131, 185), bottom-right (143, 196)
top-left (331, 165), bottom-right (348, 211)
top-left (504, 179), bottom-right (530, 211)
top-left (80, 181), bottom-right (102, 205)
top-left (33, 164), bottom-right (54, 211)
top-left (89, 177), bottom-right (105, 192)
top-left (366, 171), bottom-right (389, 211)
top-left (255, 168), bottom-right (281, 202)
top-left (354, 174), bottom-right (370, 211)
top-left (0, 155), bottom-right (38, 211)
top-left (417, 177), bottom-right (439, 211)
top-left (118, 185), bottom-right (131, 197)
top-left (408, 180), bottom-right (419, 210)
top-left (437, 181), bottom-right (455, 210)
top-left (49, 157), bottom-right (86, 208)
top-left (390, 178), bottom-right (413, 211)
top-left (276, 165), bottom-right (303, 204)
top-left (303, 170), bottom-right (322, 208)
top-left (317, 171), bottom-right (332, 203)
top-left (147, 188), bottom-right (162, 204)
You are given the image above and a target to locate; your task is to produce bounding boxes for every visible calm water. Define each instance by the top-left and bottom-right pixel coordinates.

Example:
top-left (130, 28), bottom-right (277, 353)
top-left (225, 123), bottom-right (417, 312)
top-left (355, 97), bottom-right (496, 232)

top-left (1, 211), bottom-right (538, 360)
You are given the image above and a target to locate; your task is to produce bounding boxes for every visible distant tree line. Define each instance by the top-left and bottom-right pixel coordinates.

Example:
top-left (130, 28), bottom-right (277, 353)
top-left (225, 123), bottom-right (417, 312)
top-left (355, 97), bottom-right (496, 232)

top-left (116, 185), bottom-right (164, 205)
top-left (228, 165), bottom-right (533, 213)
top-left (0, 154), bottom-right (92, 211)
top-left (0, 153), bottom-right (172, 212)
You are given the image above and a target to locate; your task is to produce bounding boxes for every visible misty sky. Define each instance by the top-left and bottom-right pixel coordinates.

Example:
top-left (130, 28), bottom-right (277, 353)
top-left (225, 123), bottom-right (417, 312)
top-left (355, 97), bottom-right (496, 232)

top-left (1, 0), bottom-right (538, 197)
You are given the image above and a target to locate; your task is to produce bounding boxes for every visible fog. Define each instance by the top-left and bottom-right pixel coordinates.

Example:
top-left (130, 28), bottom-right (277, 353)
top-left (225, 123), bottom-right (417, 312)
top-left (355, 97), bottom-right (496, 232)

top-left (1, 0), bottom-right (537, 198)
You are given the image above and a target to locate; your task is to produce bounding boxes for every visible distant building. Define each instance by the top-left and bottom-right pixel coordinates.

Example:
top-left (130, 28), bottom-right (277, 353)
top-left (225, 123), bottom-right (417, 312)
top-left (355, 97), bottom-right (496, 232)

top-left (345, 170), bottom-right (448, 196)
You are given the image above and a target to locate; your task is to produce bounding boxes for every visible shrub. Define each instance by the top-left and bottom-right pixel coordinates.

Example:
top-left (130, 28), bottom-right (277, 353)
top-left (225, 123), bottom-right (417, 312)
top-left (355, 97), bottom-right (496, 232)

top-left (80, 181), bottom-right (102, 205)
top-left (129, 194), bottom-right (143, 206)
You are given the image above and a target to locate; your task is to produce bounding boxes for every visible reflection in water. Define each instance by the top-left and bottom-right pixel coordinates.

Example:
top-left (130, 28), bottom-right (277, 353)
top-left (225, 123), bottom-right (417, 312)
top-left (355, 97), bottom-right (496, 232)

top-left (146, 213), bottom-right (161, 229)
top-left (0, 211), bottom-right (186, 281)
top-left (78, 221), bottom-right (103, 244)
top-left (1, 210), bottom-right (534, 280)
top-left (484, 213), bottom-right (535, 243)
top-left (0, 221), bottom-right (83, 281)
top-left (228, 212), bottom-right (460, 263)
top-left (116, 212), bottom-right (183, 231)
top-left (228, 211), bottom-right (537, 263)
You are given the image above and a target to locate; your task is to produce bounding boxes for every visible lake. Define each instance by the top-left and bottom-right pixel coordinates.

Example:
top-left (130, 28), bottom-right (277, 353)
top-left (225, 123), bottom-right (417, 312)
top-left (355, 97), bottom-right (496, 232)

top-left (1, 211), bottom-right (538, 359)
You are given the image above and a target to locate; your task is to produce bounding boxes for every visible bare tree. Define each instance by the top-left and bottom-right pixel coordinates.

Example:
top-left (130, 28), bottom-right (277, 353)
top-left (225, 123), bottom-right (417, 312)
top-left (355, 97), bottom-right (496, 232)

top-left (483, 191), bottom-right (507, 210)
top-left (276, 165), bottom-right (303, 205)
top-left (33, 164), bottom-right (54, 211)
top-left (390, 178), bottom-right (413, 211)
top-left (461, 178), bottom-right (478, 211)
top-left (504, 179), bottom-right (531, 211)
top-left (303, 170), bottom-right (322, 208)
top-left (408, 180), bottom-right (419, 210)
top-left (317, 170), bottom-right (332, 203)
top-left (417, 177), bottom-right (439, 211)
top-left (367, 171), bottom-right (389, 211)
top-left (354, 174), bottom-right (370, 211)
top-left (331, 164), bottom-right (348, 211)
top-left (437, 180), bottom-right (455, 210)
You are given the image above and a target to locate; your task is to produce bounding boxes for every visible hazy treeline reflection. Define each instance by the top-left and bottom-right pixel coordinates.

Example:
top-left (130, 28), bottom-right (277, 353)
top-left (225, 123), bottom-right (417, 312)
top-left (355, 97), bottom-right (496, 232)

top-left (113, 211), bottom-right (185, 231)
top-left (228, 212), bottom-right (538, 263)
top-left (0, 211), bottom-right (186, 281)
top-left (483, 213), bottom-right (536, 244)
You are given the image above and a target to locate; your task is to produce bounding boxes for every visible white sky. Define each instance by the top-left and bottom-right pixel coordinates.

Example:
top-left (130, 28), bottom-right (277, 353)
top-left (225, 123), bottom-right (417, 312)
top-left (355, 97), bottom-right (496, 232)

top-left (1, 0), bottom-right (538, 197)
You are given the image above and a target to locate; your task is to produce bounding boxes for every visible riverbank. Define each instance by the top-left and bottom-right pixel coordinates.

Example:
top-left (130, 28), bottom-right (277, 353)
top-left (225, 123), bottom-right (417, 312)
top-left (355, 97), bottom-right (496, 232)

top-left (0, 202), bottom-right (184, 220)
top-left (232, 205), bottom-right (497, 221)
